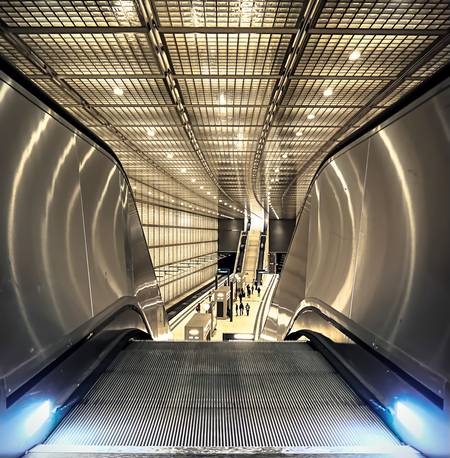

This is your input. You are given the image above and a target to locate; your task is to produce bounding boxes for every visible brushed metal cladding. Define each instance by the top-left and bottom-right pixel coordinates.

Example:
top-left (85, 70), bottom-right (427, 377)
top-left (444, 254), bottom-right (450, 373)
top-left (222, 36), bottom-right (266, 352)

top-left (352, 85), bottom-right (450, 383)
top-left (306, 143), bottom-right (368, 317)
top-left (78, 149), bottom-right (133, 315)
top-left (46, 341), bottom-right (400, 449)
top-left (261, 197), bottom-right (310, 341)
top-left (0, 77), bottom-right (91, 393)
top-left (127, 187), bottom-right (168, 337)
top-left (0, 69), bottom-right (168, 408)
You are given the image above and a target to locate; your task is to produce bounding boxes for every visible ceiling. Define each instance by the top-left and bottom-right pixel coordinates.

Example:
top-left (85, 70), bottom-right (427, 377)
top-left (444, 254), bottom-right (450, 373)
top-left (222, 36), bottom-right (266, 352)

top-left (0, 1), bottom-right (449, 219)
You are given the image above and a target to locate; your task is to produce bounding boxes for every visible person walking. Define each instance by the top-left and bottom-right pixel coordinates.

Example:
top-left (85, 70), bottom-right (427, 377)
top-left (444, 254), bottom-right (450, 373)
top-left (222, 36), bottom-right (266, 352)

top-left (239, 302), bottom-right (244, 316)
top-left (245, 303), bottom-right (250, 316)
top-left (235, 302), bottom-right (239, 315)
top-left (257, 286), bottom-right (261, 297)
top-left (196, 303), bottom-right (201, 313)
top-left (251, 285), bottom-right (254, 295)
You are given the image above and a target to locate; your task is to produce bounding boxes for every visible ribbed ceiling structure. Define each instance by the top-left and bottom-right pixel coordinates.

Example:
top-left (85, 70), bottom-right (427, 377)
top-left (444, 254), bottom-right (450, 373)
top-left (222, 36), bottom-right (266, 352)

top-left (1, 1), bottom-right (449, 218)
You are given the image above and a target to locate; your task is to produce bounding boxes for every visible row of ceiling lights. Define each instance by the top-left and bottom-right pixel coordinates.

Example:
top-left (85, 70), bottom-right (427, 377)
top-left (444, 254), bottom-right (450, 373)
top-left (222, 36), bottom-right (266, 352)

top-left (132, 182), bottom-right (244, 216)
top-left (268, 50), bottom-right (362, 176)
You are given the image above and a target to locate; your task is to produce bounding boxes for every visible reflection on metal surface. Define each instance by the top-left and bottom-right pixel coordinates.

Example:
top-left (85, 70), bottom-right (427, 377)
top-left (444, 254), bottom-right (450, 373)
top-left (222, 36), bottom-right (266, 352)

top-left (261, 78), bottom-right (450, 416)
top-left (0, 70), bottom-right (168, 406)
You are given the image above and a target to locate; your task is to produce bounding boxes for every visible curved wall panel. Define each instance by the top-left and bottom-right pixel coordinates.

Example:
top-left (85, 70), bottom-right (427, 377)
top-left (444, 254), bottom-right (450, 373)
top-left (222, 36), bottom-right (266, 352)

top-left (0, 69), bottom-right (169, 406)
top-left (262, 78), bottom-right (450, 407)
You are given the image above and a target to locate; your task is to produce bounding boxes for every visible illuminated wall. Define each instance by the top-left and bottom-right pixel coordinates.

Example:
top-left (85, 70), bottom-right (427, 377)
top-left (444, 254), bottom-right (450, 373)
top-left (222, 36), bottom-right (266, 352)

top-left (129, 177), bottom-right (218, 307)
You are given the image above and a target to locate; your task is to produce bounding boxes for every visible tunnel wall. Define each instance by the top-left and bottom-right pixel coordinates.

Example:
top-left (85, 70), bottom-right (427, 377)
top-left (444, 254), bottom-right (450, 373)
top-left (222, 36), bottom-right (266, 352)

top-left (0, 69), bottom-right (169, 405)
top-left (262, 77), bottom-right (450, 402)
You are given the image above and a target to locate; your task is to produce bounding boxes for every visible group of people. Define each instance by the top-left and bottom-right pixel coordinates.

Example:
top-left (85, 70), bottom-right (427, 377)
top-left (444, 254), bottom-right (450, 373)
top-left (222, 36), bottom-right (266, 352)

top-left (194, 279), bottom-right (262, 318)
top-left (236, 301), bottom-right (250, 316)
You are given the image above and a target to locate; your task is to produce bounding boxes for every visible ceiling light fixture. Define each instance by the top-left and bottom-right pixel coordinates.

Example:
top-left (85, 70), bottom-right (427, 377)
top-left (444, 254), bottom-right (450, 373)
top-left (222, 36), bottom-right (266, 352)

top-left (296, 130), bottom-right (303, 136)
top-left (207, 191), bottom-right (211, 195)
top-left (323, 87), bottom-right (333, 97)
top-left (200, 186), bottom-right (204, 190)
top-left (219, 93), bottom-right (226, 105)
top-left (167, 152), bottom-right (174, 159)
top-left (147, 127), bottom-right (156, 137)
top-left (282, 153), bottom-right (288, 159)
top-left (307, 113), bottom-right (315, 120)
top-left (181, 167), bottom-right (187, 173)
top-left (191, 178), bottom-right (196, 183)
top-left (275, 168), bottom-right (280, 173)
top-left (349, 50), bottom-right (361, 61)
top-left (113, 86), bottom-right (124, 96)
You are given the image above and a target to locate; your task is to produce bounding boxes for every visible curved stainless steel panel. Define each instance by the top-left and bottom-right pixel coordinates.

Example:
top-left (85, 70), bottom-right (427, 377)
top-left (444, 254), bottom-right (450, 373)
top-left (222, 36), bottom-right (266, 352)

top-left (352, 86), bottom-right (450, 388)
top-left (0, 69), bottom-right (168, 405)
top-left (78, 149), bottom-right (132, 314)
top-left (260, 196), bottom-right (310, 341)
top-left (306, 141), bottom-right (368, 316)
top-left (261, 78), bottom-right (450, 407)
top-left (127, 186), bottom-right (168, 338)
top-left (0, 78), bottom-right (91, 393)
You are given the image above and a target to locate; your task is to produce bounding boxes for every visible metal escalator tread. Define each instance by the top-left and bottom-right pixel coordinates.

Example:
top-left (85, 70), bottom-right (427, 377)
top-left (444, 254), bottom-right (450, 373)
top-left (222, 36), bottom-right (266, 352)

top-left (44, 342), bottom-right (405, 451)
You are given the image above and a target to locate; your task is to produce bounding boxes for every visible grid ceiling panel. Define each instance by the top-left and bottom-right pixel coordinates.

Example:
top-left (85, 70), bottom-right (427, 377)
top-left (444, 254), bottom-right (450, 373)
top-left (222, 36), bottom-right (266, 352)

top-left (21, 33), bottom-right (160, 75)
top-left (155, 1), bottom-right (304, 27)
top-left (189, 106), bottom-right (266, 127)
top-left (66, 78), bottom-right (173, 105)
top-left (316, 1), bottom-right (450, 30)
top-left (296, 34), bottom-right (438, 78)
top-left (0, 34), bottom-right (42, 74)
top-left (0, 1), bottom-right (142, 27)
top-left (165, 33), bottom-right (292, 75)
top-left (283, 78), bottom-right (391, 108)
top-left (1, 1), bottom-right (449, 219)
top-left (178, 78), bottom-right (275, 106)
top-left (89, 106), bottom-right (181, 126)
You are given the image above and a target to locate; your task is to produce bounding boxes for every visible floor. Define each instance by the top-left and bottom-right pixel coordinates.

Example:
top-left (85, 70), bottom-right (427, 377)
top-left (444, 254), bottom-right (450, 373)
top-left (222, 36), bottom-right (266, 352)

top-left (170, 274), bottom-right (275, 341)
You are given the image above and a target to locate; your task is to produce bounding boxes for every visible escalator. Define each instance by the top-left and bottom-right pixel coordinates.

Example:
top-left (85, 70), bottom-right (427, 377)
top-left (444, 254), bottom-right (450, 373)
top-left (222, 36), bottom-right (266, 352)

top-left (29, 340), bottom-right (414, 456)
top-left (1, 48), bottom-right (449, 458)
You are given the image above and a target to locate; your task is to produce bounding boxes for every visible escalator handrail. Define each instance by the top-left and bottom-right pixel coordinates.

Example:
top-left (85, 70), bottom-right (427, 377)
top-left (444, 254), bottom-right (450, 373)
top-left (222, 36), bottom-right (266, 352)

top-left (285, 302), bottom-right (444, 408)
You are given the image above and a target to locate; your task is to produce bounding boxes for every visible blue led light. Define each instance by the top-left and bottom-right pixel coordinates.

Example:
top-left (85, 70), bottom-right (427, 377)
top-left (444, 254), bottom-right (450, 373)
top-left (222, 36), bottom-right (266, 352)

top-left (24, 400), bottom-right (52, 436)
top-left (393, 400), bottom-right (423, 437)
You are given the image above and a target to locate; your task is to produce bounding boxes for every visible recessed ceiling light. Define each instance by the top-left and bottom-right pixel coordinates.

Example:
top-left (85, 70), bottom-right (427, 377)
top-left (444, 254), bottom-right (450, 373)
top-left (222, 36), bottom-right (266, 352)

top-left (147, 127), bottom-right (156, 137)
top-left (219, 93), bottom-right (226, 105)
top-left (275, 178), bottom-right (279, 182)
top-left (307, 113), bottom-right (315, 120)
top-left (171, 199), bottom-right (174, 203)
top-left (181, 167), bottom-right (187, 173)
top-left (113, 86), bottom-right (124, 96)
top-left (167, 152), bottom-right (174, 159)
top-left (219, 199), bottom-right (222, 202)
top-left (181, 202), bottom-right (184, 206)
top-left (323, 87), bottom-right (333, 97)
top-left (349, 50), bottom-right (361, 61)
top-left (191, 178), bottom-right (196, 183)
top-left (296, 130), bottom-right (303, 136)
top-left (207, 191), bottom-right (211, 195)
top-left (275, 168), bottom-right (280, 173)
top-left (148, 191), bottom-right (152, 195)
top-left (213, 196), bottom-right (217, 199)
top-left (282, 153), bottom-right (288, 159)
top-left (270, 178), bottom-right (274, 183)
top-left (200, 186), bottom-right (204, 190)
